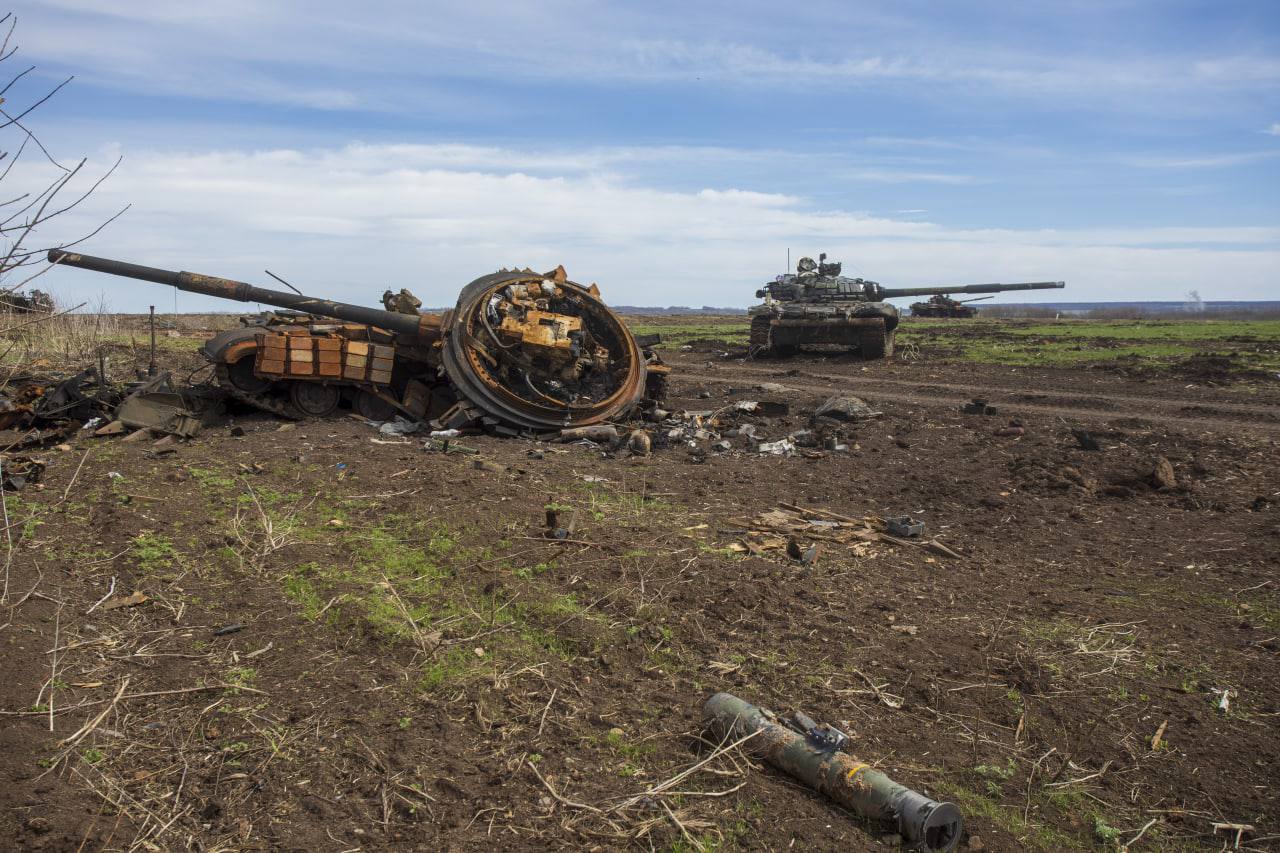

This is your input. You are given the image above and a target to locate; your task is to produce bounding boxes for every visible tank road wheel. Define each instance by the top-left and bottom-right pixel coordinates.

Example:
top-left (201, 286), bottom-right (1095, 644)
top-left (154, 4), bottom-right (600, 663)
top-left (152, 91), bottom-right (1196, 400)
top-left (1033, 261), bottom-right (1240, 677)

top-left (748, 315), bottom-right (773, 355)
top-left (225, 356), bottom-right (272, 394)
top-left (859, 323), bottom-right (889, 361)
top-left (354, 389), bottom-right (398, 421)
top-left (288, 382), bottom-right (340, 417)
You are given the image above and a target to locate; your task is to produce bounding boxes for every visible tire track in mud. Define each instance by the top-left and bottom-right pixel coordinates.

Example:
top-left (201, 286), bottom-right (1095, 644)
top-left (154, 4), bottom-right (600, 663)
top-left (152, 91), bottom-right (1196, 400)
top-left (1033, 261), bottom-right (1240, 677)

top-left (675, 365), bottom-right (1280, 434)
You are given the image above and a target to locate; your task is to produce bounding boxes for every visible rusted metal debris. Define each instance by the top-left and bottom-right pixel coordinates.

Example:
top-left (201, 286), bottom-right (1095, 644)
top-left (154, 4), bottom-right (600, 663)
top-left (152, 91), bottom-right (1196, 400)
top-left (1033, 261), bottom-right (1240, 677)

top-left (49, 250), bottom-right (668, 434)
top-left (1, 455), bottom-right (46, 491)
top-left (704, 692), bottom-right (962, 852)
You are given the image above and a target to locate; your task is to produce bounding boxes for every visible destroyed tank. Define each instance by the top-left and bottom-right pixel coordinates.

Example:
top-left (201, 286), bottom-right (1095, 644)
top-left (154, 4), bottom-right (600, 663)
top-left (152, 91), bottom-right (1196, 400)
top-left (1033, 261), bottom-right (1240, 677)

top-left (48, 250), bottom-right (668, 433)
top-left (0, 289), bottom-right (54, 314)
top-left (908, 294), bottom-right (994, 318)
top-left (748, 253), bottom-right (1064, 358)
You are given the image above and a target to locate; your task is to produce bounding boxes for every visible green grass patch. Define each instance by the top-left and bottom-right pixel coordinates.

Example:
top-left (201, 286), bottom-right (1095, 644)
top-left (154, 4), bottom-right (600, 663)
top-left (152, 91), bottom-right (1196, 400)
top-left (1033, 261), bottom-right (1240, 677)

top-left (279, 515), bottom-right (610, 692)
top-left (625, 319), bottom-right (750, 347)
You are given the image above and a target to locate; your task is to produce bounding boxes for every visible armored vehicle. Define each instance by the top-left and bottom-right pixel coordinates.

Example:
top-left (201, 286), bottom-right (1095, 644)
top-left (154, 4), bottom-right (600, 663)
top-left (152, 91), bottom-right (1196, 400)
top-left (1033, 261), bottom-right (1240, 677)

top-left (748, 254), bottom-right (1064, 358)
top-left (48, 250), bottom-right (667, 433)
top-left (908, 294), bottom-right (994, 318)
top-left (0, 289), bottom-right (54, 314)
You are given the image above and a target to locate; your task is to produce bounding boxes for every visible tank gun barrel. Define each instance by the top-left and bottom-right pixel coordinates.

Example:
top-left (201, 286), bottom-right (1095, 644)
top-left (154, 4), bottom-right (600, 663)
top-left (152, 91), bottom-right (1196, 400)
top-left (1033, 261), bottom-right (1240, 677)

top-left (876, 281), bottom-right (1064, 299)
top-left (47, 250), bottom-right (440, 339)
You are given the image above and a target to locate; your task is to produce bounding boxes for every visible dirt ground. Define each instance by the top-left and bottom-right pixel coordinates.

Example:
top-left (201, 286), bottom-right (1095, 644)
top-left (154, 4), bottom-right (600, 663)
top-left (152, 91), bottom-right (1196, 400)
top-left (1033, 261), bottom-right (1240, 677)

top-left (1, 326), bottom-right (1278, 852)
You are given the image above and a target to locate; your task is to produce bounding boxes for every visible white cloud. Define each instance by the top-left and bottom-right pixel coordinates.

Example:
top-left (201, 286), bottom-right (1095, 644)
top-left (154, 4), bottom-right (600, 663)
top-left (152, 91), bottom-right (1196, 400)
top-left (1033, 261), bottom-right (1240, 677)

top-left (1122, 150), bottom-right (1280, 169)
top-left (13, 0), bottom-right (1280, 113)
top-left (1265, 123), bottom-right (1280, 136)
top-left (37, 142), bottom-right (1279, 311)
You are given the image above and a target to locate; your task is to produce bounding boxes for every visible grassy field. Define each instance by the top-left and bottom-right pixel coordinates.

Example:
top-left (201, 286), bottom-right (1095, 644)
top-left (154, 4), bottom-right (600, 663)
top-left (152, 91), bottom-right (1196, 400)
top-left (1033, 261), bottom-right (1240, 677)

top-left (625, 315), bottom-right (1280, 374)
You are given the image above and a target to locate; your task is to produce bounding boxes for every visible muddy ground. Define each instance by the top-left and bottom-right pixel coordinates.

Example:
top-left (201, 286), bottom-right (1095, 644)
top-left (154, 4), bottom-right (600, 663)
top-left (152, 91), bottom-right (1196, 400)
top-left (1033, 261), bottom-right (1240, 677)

top-left (1, 332), bottom-right (1278, 852)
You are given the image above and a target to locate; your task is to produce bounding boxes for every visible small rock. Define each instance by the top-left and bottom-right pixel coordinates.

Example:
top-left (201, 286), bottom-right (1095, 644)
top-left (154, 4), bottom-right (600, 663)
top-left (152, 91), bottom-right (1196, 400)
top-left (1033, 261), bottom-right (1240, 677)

top-left (967, 835), bottom-right (986, 851)
top-left (815, 394), bottom-right (880, 422)
top-left (24, 817), bottom-right (51, 834)
top-left (1152, 456), bottom-right (1177, 490)
top-left (55, 443), bottom-right (72, 452)
top-left (229, 425), bottom-right (246, 437)
top-left (697, 390), bottom-right (712, 399)
top-left (628, 430), bottom-right (651, 456)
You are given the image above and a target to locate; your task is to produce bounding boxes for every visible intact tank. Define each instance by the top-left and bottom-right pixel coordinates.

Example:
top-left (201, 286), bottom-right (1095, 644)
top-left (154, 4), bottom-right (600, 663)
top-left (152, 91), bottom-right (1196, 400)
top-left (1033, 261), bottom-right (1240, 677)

top-left (48, 250), bottom-right (668, 433)
top-left (908, 294), bottom-right (995, 318)
top-left (748, 253), bottom-right (1064, 359)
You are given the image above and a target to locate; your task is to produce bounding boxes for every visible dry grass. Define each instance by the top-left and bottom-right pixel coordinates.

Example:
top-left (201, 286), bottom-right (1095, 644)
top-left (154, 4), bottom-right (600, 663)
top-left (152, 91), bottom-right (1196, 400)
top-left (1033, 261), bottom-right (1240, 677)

top-left (0, 300), bottom-right (120, 370)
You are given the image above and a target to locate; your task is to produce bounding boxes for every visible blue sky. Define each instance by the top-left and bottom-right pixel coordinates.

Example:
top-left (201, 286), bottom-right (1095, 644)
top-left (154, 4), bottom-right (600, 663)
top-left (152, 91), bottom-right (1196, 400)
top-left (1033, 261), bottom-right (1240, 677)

top-left (9, 0), bottom-right (1279, 311)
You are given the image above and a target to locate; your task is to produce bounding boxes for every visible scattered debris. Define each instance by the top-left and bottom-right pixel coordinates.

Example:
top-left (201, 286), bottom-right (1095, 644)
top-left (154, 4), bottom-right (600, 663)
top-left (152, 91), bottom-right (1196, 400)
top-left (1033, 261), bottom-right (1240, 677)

top-left (213, 624), bottom-right (245, 636)
top-left (886, 516), bottom-right (925, 538)
top-left (559, 424), bottom-right (619, 443)
top-left (726, 504), bottom-right (959, 560)
top-left (0, 455), bottom-right (47, 492)
top-left (757, 437), bottom-right (796, 456)
top-left (1211, 822), bottom-right (1254, 849)
top-left (1071, 427), bottom-right (1102, 451)
top-left (1150, 719), bottom-right (1168, 751)
top-left (101, 591), bottom-right (149, 611)
top-left (994, 422), bottom-right (1024, 437)
top-left (962, 397), bottom-right (998, 415)
top-left (704, 692), bottom-right (963, 852)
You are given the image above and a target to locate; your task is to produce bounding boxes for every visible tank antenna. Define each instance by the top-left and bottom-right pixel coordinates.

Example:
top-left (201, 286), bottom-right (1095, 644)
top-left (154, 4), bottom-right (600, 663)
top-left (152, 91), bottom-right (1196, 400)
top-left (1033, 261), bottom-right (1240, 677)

top-left (264, 269), bottom-right (304, 295)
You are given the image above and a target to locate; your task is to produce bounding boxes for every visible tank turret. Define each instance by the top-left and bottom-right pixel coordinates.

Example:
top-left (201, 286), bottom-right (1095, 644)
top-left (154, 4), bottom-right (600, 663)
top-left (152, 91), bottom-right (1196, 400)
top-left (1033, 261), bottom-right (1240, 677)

top-left (748, 252), bottom-right (1064, 358)
top-left (48, 249), bottom-right (663, 431)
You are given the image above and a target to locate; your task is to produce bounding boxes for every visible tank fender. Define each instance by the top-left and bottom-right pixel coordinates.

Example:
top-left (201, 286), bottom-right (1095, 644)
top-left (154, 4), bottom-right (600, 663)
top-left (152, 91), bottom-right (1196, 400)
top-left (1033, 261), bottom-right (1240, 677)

top-left (200, 327), bottom-right (261, 364)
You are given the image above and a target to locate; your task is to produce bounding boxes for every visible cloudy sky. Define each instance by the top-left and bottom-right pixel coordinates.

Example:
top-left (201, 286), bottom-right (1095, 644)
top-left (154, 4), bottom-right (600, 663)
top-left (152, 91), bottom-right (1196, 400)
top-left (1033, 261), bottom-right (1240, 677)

top-left (9, 0), bottom-right (1280, 311)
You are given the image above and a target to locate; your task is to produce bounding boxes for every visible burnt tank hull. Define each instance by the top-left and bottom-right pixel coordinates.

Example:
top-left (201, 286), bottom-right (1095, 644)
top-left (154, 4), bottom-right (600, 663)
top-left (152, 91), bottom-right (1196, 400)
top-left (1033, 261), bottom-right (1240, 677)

top-left (49, 250), bottom-right (665, 432)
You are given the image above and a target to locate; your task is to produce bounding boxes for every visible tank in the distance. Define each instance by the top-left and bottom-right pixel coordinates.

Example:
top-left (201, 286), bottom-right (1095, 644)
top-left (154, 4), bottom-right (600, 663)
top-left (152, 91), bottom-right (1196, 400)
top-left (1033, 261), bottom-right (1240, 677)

top-left (908, 294), bottom-right (995, 318)
top-left (748, 253), bottom-right (1064, 359)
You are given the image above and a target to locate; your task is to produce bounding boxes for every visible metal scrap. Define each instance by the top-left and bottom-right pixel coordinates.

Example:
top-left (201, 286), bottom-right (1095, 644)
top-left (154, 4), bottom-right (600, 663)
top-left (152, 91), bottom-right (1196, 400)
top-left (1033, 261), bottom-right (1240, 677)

top-left (704, 692), bottom-right (962, 852)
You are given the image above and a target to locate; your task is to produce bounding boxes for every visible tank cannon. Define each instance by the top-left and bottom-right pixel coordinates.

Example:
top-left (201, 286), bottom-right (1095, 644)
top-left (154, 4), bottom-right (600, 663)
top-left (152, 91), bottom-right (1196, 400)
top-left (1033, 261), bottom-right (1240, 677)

top-left (48, 249), bottom-right (666, 432)
top-left (748, 253), bottom-right (1064, 358)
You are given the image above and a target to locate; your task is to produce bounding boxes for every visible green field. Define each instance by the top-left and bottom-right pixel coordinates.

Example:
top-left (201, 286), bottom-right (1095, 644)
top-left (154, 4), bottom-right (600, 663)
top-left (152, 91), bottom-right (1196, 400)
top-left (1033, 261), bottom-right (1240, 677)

top-left (624, 315), bottom-right (1280, 374)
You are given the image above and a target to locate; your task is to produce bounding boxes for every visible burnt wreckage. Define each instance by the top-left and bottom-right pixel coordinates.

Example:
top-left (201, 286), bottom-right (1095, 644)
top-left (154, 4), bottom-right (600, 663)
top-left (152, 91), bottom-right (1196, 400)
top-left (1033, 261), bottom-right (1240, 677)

top-left (48, 250), bottom-right (668, 433)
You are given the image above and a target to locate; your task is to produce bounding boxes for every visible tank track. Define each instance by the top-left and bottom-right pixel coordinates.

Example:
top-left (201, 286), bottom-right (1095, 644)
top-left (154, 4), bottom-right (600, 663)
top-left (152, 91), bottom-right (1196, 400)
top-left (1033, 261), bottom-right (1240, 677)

top-left (214, 363), bottom-right (303, 420)
top-left (749, 315), bottom-right (772, 353)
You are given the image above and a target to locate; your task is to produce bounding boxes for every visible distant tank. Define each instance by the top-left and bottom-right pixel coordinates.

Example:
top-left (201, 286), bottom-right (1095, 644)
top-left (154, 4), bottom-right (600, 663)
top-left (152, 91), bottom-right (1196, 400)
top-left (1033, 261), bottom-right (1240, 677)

top-left (0, 289), bottom-right (54, 314)
top-left (48, 250), bottom-right (668, 432)
top-left (908, 294), bottom-right (995, 318)
top-left (748, 254), bottom-right (1064, 359)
